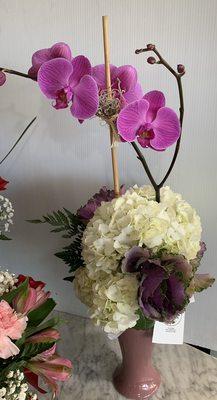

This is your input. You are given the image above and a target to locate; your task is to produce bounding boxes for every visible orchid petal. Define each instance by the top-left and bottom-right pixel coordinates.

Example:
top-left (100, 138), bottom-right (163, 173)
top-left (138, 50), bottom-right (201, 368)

top-left (116, 65), bottom-right (137, 91)
top-left (38, 58), bottom-right (73, 99)
top-left (70, 75), bottom-right (99, 119)
top-left (70, 55), bottom-right (91, 88)
top-left (150, 107), bottom-right (180, 150)
top-left (123, 82), bottom-right (143, 104)
top-left (91, 64), bottom-right (117, 89)
top-left (0, 72), bottom-right (6, 86)
top-left (32, 49), bottom-right (51, 68)
top-left (144, 90), bottom-right (165, 122)
top-left (50, 42), bottom-right (72, 60)
top-left (117, 99), bottom-right (149, 142)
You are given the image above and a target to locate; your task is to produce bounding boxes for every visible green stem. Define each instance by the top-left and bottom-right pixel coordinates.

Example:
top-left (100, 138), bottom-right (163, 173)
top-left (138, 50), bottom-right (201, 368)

top-left (0, 67), bottom-right (35, 80)
top-left (0, 117), bottom-right (37, 165)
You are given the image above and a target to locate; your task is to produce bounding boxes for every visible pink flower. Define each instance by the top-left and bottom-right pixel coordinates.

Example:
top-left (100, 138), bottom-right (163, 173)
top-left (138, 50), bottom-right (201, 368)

top-left (117, 90), bottom-right (180, 150)
top-left (0, 300), bottom-right (27, 359)
top-left (38, 56), bottom-right (99, 119)
top-left (26, 328), bottom-right (60, 344)
top-left (25, 344), bottom-right (72, 395)
top-left (92, 64), bottom-right (143, 105)
top-left (28, 42), bottom-right (72, 79)
top-left (0, 72), bottom-right (6, 86)
top-left (13, 278), bottom-right (50, 314)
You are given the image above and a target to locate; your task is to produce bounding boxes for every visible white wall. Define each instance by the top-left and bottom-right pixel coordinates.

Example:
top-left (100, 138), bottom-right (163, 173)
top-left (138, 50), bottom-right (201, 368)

top-left (0, 0), bottom-right (216, 350)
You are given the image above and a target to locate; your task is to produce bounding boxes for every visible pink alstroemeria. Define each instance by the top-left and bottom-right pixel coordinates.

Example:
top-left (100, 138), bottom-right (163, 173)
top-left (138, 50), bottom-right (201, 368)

top-left (25, 344), bottom-right (72, 396)
top-left (26, 328), bottom-right (60, 344)
top-left (13, 279), bottom-right (50, 314)
top-left (28, 42), bottom-right (72, 79)
top-left (38, 56), bottom-right (99, 119)
top-left (92, 64), bottom-right (143, 105)
top-left (117, 90), bottom-right (181, 150)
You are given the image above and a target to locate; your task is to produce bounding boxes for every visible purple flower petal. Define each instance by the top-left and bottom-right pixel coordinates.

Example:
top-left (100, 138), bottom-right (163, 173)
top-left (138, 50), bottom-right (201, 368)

top-left (0, 72), bottom-right (6, 86)
top-left (139, 301), bottom-right (161, 320)
top-left (122, 82), bottom-right (143, 105)
top-left (144, 90), bottom-right (165, 122)
top-left (117, 99), bottom-right (149, 142)
top-left (150, 107), bottom-right (180, 150)
top-left (50, 42), bottom-right (72, 60)
top-left (91, 64), bottom-right (118, 89)
top-left (70, 75), bottom-right (99, 119)
top-left (32, 48), bottom-right (51, 69)
top-left (140, 267), bottom-right (165, 301)
top-left (115, 65), bottom-right (137, 92)
top-left (167, 275), bottom-right (185, 306)
top-left (38, 58), bottom-right (73, 99)
top-left (70, 56), bottom-right (91, 88)
top-left (122, 246), bottom-right (150, 273)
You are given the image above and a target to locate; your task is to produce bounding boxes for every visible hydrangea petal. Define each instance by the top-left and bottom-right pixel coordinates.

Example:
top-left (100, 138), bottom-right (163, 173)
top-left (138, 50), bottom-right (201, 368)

top-left (144, 90), bottom-right (165, 122)
top-left (116, 65), bottom-right (137, 91)
top-left (117, 99), bottom-right (149, 142)
top-left (150, 107), bottom-right (180, 150)
top-left (70, 75), bottom-right (99, 119)
top-left (91, 64), bottom-right (117, 89)
top-left (70, 55), bottom-right (91, 88)
top-left (38, 58), bottom-right (73, 99)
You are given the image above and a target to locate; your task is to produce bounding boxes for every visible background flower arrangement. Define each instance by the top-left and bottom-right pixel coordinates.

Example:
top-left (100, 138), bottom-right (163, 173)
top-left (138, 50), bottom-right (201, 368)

top-left (0, 270), bottom-right (72, 399)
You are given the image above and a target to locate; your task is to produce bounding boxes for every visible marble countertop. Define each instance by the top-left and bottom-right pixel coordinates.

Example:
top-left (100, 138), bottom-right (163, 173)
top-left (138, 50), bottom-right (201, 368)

top-left (57, 312), bottom-right (217, 400)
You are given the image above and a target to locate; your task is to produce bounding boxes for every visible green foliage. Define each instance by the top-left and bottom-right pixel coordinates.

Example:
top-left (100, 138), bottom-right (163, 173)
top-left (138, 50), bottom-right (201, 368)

top-left (135, 309), bottom-right (155, 330)
top-left (0, 234), bottom-right (11, 240)
top-left (29, 208), bottom-right (86, 278)
top-left (20, 341), bottom-right (55, 360)
top-left (25, 316), bottom-right (60, 338)
top-left (28, 298), bottom-right (56, 326)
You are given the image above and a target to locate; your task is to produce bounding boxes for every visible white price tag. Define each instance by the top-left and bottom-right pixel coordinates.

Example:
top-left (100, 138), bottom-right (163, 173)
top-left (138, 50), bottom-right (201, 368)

top-left (152, 313), bottom-right (185, 345)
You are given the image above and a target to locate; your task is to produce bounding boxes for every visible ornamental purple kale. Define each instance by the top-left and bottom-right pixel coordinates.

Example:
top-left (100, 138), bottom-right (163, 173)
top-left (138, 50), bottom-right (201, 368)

top-left (122, 246), bottom-right (214, 322)
top-left (117, 90), bottom-right (180, 150)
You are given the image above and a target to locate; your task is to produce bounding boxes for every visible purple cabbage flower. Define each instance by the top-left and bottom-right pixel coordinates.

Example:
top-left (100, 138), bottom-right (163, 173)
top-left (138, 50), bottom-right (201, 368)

top-left (122, 246), bottom-right (214, 322)
top-left (38, 55), bottom-right (99, 119)
top-left (28, 42), bottom-right (72, 79)
top-left (77, 185), bottom-right (126, 221)
top-left (92, 64), bottom-right (143, 106)
top-left (117, 90), bottom-right (180, 151)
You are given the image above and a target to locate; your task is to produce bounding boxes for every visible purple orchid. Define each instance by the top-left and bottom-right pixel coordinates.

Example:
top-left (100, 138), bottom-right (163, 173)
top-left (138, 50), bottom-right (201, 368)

top-left (0, 71), bottom-right (6, 86)
top-left (117, 90), bottom-right (180, 150)
top-left (28, 42), bottom-right (72, 79)
top-left (77, 185), bottom-right (126, 221)
top-left (92, 64), bottom-right (143, 106)
top-left (37, 55), bottom-right (99, 119)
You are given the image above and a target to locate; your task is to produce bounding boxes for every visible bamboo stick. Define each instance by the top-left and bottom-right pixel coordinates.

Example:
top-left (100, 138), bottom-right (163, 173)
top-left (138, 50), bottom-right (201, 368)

top-left (102, 15), bottom-right (120, 197)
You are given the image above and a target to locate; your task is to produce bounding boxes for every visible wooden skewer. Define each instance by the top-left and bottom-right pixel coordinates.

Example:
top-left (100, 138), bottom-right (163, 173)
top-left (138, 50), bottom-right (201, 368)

top-left (102, 15), bottom-right (120, 197)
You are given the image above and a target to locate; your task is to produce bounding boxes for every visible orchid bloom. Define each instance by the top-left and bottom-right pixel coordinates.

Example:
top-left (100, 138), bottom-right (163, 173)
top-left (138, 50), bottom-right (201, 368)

top-left (28, 42), bottom-right (72, 79)
top-left (92, 64), bottom-right (143, 105)
top-left (0, 300), bottom-right (27, 359)
top-left (117, 90), bottom-right (180, 150)
top-left (0, 72), bottom-right (6, 86)
top-left (38, 55), bottom-right (99, 119)
top-left (25, 344), bottom-right (72, 396)
top-left (13, 277), bottom-right (50, 314)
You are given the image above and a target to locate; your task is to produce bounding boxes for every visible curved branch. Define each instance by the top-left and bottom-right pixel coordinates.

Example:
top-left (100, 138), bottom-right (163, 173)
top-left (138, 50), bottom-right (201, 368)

top-left (0, 67), bottom-right (35, 80)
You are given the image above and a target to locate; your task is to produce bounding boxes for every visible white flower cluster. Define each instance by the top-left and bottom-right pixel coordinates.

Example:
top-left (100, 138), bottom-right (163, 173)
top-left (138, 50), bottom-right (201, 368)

top-left (0, 195), bottom-right (14, 236)
top-left (0, 270), bottom-right (18, 296)
top-left (0, 370), bottom-right (37, 400)
top-left (74, 186), bottom-right (202, 335)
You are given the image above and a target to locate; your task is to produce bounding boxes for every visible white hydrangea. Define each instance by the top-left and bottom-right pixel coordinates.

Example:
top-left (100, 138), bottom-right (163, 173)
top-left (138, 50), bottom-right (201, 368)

top-left (0, 195), bottom-right (14, 237)
top-left (74, 268), bottom-right (139, 335)
top-left (0, 270), bottom-right (18, 296)
top-left (82, 186), bottom-right (202, 278)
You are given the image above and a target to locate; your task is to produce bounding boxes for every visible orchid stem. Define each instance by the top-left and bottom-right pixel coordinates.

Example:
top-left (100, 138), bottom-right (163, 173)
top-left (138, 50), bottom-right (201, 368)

top-left (0, 67), bottom-right (35, 80)
top-left (0, 117), bottom-right (37, 165)
top-left (133, 45), bottom-right (185, 201)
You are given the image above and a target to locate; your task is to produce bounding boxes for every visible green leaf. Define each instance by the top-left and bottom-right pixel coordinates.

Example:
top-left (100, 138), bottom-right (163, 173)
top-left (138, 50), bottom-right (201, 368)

top-left (1, 278), bottom-right (29, 303)
top-left (27, 298), bottom-right (56, 326)
top-left (25, 316), bottom-right (60, 337)
top-left (27, 219), bottom-right (45, 224)
top-left (134, 309), bottom-right (155, 330)
top-left (63, 276), bottom-right (75, 282)
top-left (20, 341), bottom-right (55, 360)
top-left (0, 234), bottom-right (11, 240)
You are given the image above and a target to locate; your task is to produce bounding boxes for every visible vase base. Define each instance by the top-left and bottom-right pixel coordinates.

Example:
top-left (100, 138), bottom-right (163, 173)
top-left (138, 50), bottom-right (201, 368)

top-left (113, 365), bottom-right (161, 400)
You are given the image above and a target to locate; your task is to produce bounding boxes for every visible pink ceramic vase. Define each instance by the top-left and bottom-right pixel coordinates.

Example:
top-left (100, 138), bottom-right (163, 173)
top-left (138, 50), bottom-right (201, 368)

top-left (113, 328), bottom-right (161, 399)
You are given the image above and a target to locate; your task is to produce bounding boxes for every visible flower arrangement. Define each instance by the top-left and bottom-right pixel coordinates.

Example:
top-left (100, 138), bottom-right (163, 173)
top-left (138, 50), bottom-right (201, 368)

top-left (0, 16), bottom-right (214, 341)
top-left (0, 270), bottom-right (72, 399)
